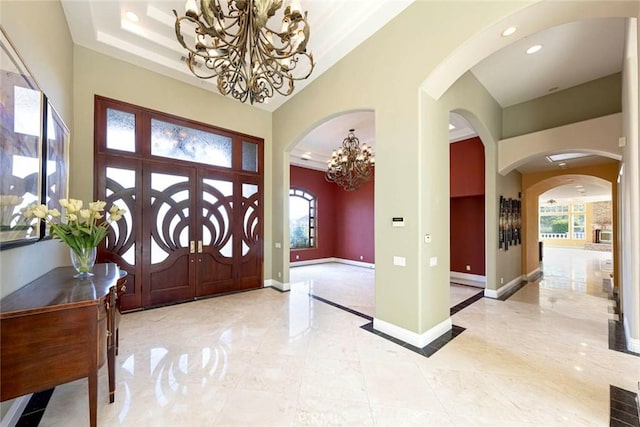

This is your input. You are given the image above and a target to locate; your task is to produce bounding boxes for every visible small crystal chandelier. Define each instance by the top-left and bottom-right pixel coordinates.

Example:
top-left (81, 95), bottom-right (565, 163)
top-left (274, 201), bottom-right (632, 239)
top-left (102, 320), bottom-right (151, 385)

top-left (326, 129), bottom-right (375, 191)
top-left (173, 0), bottom-right (315, 104)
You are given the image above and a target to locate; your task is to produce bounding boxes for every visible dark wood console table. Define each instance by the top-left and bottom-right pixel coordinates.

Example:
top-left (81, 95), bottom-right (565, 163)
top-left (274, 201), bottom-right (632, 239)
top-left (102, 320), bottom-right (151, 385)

top-left (0, 263), bottom-right (126, 427)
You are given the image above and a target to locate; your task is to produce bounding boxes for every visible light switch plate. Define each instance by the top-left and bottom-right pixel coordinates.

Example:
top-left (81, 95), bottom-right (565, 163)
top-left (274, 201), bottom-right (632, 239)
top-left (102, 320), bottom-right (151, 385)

top-left (429, 256), bottom-right (438, 267)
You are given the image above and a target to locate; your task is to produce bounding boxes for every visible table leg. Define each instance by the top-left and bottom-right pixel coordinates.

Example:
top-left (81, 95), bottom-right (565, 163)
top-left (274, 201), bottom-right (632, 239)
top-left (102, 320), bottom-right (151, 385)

top-left (108, 342), bottom-right (115, 403)
top-left (88, 370), bottom-right (97, 427)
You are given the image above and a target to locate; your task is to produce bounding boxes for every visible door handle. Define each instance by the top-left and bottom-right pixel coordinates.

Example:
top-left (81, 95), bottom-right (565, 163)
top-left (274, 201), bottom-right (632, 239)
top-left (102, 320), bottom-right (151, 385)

top-left (198, 241), bottom-right (203, 253)
top-left (190, 241), bottom-right (195, 254)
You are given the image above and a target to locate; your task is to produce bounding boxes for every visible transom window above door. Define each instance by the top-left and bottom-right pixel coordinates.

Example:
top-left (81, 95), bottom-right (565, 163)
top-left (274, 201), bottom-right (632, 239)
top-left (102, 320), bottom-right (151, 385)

top-left (97, 97), bottom-right (262, 174)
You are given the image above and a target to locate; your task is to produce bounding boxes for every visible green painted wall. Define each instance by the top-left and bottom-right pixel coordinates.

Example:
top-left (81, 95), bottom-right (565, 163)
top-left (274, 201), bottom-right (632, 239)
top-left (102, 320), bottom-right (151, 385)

top-left (502, 73), bottom-right (622, 138)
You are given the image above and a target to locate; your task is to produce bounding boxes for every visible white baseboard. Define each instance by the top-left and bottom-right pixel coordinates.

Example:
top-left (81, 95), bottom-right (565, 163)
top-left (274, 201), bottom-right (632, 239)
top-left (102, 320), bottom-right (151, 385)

top-left (290, 257), bottom-right (334, 267)
top-left (373, 317), bottom-right (452, 348)
top-left (290, 257), bottom-right (375, 269)
top-left (623, 316), bottom-right (640, 353)
top-left (450, 272), bottom-right (486, 288)
top-left (333, 258), bottom-right (375, 268)
top-left (263, 279), bottom-right (290, 292)
top-left (484, 275), bottom-right (524, 299)
top-left (0, 395), bottom-right (31, 427)
top-left (526, 268), bottom-right (542, 281)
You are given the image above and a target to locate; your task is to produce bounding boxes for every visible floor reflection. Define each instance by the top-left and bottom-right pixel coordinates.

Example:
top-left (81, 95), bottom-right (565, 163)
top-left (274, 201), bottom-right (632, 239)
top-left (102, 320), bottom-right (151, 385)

top-left (36, 248), bottom-right (637, 427)
top-left (540, 246), bottom-right (612, 298)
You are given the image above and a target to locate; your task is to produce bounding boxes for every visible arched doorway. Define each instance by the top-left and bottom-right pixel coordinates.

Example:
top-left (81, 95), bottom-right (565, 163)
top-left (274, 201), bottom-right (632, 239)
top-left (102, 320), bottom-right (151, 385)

top-left (448, 112), bottom-right (487, 305)
top-left (523, 170), bottom-right (618, 283)
top-left (286, 110), bottom-right (376, 317)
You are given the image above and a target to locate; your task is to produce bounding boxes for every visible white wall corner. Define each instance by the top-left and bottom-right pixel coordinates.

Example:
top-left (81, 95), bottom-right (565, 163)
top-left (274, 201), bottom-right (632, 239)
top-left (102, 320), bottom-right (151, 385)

top-left (263, 279), bottom-right (290, 292)
top-left (484, 275), bottom-right (525, 299)
top-left (0, 395), bottom-right (31, 427)
top-left (623, 315), bottom-right (640, 353)
top-left (450, 271), bottom-right (487, 288)
top-left (373, 317), bottom-right (453, 348)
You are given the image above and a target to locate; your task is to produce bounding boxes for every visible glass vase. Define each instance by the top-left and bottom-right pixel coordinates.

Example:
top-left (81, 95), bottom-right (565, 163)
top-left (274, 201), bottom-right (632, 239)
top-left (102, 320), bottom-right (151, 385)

top-left (70, 246), bottom-right (97, 279)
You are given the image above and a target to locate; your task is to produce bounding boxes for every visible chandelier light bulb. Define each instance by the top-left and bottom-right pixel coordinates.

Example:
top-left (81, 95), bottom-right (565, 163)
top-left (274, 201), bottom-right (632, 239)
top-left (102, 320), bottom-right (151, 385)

top-left (185, 0), bottom-right (199, 16)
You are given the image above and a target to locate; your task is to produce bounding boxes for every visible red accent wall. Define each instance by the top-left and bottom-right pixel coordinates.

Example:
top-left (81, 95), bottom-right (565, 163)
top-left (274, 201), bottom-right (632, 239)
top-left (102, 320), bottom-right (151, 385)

top-left (290, 166), bottom-right (374, 263)
top-left (450, 196), bottom-right (485, 275)
top-left (450, 137), bottom-right (484, 197)
top-left (450, 137), bottom-right (485, 275)
top-left (334, 178), bottom-right (375, 263)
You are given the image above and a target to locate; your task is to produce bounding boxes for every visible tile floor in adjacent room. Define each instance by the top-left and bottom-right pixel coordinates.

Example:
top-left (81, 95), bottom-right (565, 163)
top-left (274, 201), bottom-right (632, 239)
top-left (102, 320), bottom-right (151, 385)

top-left (36, 248), bottom-right (638, 426)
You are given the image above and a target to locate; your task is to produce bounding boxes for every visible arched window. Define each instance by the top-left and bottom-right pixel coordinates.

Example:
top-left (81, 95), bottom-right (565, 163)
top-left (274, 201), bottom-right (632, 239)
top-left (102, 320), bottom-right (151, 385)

top-left (289, 188), bottom-right (316, 248)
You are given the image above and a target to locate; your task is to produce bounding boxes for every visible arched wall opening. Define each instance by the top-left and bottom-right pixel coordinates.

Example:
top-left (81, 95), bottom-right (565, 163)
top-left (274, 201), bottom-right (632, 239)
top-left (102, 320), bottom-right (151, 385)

top-left (282, 109), bottom-right (376, 295)
top-left (448, 111), bottom-right (487, 289)
top-left (272, 0), bottom-right (638, 342)
top-left (522, 167), bottom-right (619, 285)
top-left (421, 3), bottom-right (637, 302)
top-left (498, 114), bottom-right (623, 176)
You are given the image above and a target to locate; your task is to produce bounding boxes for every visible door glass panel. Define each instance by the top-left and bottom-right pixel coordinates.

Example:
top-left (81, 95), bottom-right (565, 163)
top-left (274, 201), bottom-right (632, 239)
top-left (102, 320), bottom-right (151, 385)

top-left (241, 183), bottom-right (259, 256)
top-left (242, 141), bottom-right (258, 172)
top-left (202, 178), bottom-right (233, 258)
top-left (106, 167), bottom-right (136, 265)
top-left (106, 109), bottom-right (136, 152)
top-left (150, 172), bottom-right (189, 264)
top-left (151, 119), bottom-right (232, 168)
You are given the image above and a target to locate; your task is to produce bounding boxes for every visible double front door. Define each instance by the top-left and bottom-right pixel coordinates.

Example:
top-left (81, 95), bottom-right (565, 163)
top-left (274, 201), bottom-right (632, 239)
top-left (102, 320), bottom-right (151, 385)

top-left (94, 96), bottom-right (263, 311)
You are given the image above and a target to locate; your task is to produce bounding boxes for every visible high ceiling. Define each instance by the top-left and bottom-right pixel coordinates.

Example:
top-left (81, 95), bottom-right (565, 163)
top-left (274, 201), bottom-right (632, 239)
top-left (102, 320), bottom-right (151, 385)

top-left (60, 0), bottom-right (412, 112)
top-left (60, 1), bottom-right (625, 201)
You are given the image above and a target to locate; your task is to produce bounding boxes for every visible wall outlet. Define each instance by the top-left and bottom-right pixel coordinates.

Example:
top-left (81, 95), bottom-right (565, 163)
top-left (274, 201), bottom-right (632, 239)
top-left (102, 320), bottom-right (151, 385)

top-left (393, 256), bottom-right (406, 266)
top-left (500, 277), bottom-right (504, 285)
top-left (360, 255), bottom-right (363, 260)
top-left (296, 255), bottom-right (299, 260)
top-left (465, 265), bottom-right (471, 271)
top-left (278, 272), bottom-right (281, 278)
top-left (275, 242), bottom-right (281, 248)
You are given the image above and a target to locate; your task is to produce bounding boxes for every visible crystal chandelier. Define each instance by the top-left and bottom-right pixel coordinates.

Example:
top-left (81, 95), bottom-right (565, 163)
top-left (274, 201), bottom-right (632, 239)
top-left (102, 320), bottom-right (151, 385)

top-left (173, 0), bottom-right (315, 104)
top-left (326, 129), bottom-right (375, 191)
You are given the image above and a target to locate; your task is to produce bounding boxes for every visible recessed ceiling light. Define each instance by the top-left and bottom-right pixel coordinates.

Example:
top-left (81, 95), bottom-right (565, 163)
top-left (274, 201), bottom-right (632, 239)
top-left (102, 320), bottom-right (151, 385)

top-left (558, 162), bottom-right (567, 167)
top-left (126, 11), bottom-right (139, 22)
top-left (501, 26), bottom-right (517, 37)
top-left (300, 153), bottom-right (311, 160)
top-left (449, 123), bottom-right (455, 130)
top-left (575, 185), bottom-right (583, 188)
top-left (526, 44), bottom-right (543, 55)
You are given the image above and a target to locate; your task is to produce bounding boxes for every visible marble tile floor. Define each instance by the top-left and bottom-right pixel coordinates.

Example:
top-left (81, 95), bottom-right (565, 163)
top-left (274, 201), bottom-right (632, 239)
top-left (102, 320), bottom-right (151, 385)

top-left (34, 250), bottom-right (639, 426)
top-left (289, 262), bottom-right (483, 318)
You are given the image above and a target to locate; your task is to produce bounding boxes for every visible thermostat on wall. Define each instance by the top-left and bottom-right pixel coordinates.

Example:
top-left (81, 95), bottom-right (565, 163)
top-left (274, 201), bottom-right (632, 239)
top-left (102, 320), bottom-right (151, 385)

top-left (392, 217), bottom-right (405, 227)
